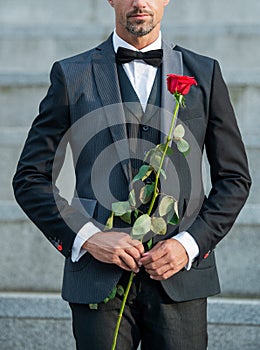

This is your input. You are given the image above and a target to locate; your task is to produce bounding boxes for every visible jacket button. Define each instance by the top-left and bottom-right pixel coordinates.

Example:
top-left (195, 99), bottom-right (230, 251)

top-left (142, 126), bottom-right (149, 132)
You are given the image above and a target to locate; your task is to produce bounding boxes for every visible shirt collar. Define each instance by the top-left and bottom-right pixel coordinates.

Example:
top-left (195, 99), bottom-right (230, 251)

top-left (112, 29), bottom-right (162, 53)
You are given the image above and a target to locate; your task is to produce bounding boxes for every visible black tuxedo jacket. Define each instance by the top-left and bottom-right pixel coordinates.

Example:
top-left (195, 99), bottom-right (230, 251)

top-left (13, 36), bottom-right (251, 303)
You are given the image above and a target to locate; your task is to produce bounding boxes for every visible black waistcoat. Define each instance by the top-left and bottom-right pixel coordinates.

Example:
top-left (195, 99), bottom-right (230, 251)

top-left (117, 64), bottom-right (162, 174)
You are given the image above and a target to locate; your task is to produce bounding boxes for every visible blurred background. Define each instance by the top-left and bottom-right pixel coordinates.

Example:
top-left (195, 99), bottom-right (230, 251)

top-left (0, 0), bottom-right (259, 349)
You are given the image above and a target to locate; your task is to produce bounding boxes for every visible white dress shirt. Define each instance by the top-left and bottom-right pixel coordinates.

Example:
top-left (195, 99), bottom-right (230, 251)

top-left (71, 31), bottom-right (199, 269)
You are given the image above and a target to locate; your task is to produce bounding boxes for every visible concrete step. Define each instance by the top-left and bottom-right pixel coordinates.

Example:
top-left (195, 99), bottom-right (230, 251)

top-left (0, 0), bottom-right (259, 27)
top-left (0, 293), bottom-right (259, 350)
top-left (0, 0), bottom-right (113, 28)
top-left (1, 24), bottom-right (260, 74)
top-left (0, 200), bottom-right (259, 296)
top-left (0, 204), bottom-right (64, 292)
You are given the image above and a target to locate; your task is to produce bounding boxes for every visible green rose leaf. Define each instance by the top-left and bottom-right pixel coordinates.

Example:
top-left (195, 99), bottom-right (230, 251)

top-left (104, 211), bottom-right (114, 231)
top-left (151, 217), bottom-right (167, 235)
top-left (159, 168), bottom-right (167, 180)
top-left (134, 209), bottom-right (139, 219)
top-left (120, 211), bottom-right (132, 224)
top-left (128, 189), bottom-right (136, 207)
top-left (116, 285), bottom-right (125, 297)
top-left (173, 124), bottom-right (185, 139)
top-left (159, 195), bottom-right (175, 216)
top-left (108, 286), bottom-right (117, 300)
top-left (112, 201), bottom-right (131, 216)
top-left (143, 148), bottom-right (156, 162)
top-left (150, 151), bottom-right (162, 172)
top-left (167, 200), bottom-right (179, 225)
top-left (131, 214), bottom-right (151, 240)
top-left (156, 143), bottom-right (173, 156)
top-left (133, 164), bottom-right (152, 182)
top-left (176, 138), bottom-right (190, 154)
top-left (168, 212), bottom-right (179, 225)
top-left (140, 183), bottom-right (155, 204)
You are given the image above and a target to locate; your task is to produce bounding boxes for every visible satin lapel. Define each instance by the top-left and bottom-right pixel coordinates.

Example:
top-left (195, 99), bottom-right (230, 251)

top-left (92, 38), bottom-right (131, 182)
top-left (152, 43), bottom-right (184, 244)
top-left (161, 41), bottom-right (183, 144)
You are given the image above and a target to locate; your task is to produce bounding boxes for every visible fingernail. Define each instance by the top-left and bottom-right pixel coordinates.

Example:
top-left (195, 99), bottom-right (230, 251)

top-left (135, 268), bottom-right (140, 273)
top-left (150, 275), bottom-right (154, 279)
top-left (138, 262), bottom-right (142, 267)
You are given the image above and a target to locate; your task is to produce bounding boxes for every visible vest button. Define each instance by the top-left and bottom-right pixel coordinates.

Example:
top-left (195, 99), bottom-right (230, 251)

top-left (142, 126), bottom-right (150, 132)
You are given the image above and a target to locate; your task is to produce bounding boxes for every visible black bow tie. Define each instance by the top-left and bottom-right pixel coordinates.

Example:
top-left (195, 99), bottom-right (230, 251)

top-left (116, 47), bottom-right (163, 67)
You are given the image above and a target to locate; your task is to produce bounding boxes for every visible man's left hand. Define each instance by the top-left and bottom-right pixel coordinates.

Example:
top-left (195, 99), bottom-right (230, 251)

top-left (139, 239), bottom-right (188, 280)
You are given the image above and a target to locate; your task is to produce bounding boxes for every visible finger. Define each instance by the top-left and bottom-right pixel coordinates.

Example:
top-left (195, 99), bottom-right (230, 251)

top-left (149, 269), bottom-right (176, 280)
top-left (129, 239), bottom-right (145, 255)
top-left (117, 258), bottom-right (133, 272)
top-left (142, 255), bottom-right (169, 270)
top-left (145, 262), bottom-right (171, 277)
top-left (119, 252), bottom-right (140, 273)
top-left (139, 245), bottom-right (167, 265)
top-left (125, 246), bottom-right (142, 261)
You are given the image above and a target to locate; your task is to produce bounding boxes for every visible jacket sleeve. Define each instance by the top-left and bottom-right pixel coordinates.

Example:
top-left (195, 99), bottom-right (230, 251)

top-left (12, 62), bottom-right (89, 258)
top-left (187, 60), bottom-right (251, 263)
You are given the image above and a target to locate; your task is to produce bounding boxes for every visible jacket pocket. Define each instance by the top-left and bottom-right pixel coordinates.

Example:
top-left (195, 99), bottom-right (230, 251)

top-left (191, 251), bottom-right (216, 270)
top-left (66, 252), bottom-right (92, 272)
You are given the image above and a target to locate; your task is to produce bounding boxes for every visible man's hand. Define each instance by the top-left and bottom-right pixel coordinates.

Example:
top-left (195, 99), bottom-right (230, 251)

top-left (83, 231), bottom-right (144, 273)
top-left (139, 239), bottom-right (188, 280)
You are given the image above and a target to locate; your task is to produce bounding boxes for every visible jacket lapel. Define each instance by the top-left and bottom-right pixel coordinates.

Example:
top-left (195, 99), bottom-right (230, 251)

top-left (161, 41), bottom-right (183, 144)
top-left (92, 36), bottom-right (131, 181)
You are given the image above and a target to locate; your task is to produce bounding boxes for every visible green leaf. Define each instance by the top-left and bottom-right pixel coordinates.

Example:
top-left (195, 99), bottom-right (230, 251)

top-left (133, 164), bottom-right (152, 182)
top-left (104, 211), bottom-right (114, 231)
top-left (174, 93), bottom-right (185, 107)
top-left (173, 124), bottom-right (185, 139)
top-left (112, 201), bottom-right (131, 216)
top-left (116, 285), bottom-right (125, 296)
top-left (108, 286), bottom-right (117, 300)
top-left (157, 143), bottom-right (173, 156)
top-left (134, 209), bottom-right (139, 219)
top-left (143, 148), bottom-right (156, 162)
top-left (159, 168), bottom-right (167, 180)
top-left (167, 200), bottom-right (179, 225)
top-left (139, 183), bottom-right (155, 204)
top-left (168, 212), bottom-right (179, 225)
top-left (151, 217), bottom-right (167, 235)
top-left (147, 239), bottom-right (153, 250)
top-left (159, 195), bottom-right (175, 217)
top-left (120, 211), bottom-right (132, 224)
top-left (150, 151), bottom-right (162, 172)
top-left (131, 214), bottom-right (151, 240)
top-left (89, 303), bottom-right (98, 310)
top-left (128, 189), bottom-right (136, 207)
top-left (176, 138), bottom-right (190, 154)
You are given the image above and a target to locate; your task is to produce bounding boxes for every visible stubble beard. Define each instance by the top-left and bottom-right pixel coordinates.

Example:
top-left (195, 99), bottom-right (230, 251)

top-left (126, 20), bottom-right (155, 37)
top-left (125, 11), bottom-right (155, 37)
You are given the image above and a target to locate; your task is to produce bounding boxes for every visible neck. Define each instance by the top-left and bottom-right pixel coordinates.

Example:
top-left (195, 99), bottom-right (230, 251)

top-left (115, 27), bottom-right (160, 50)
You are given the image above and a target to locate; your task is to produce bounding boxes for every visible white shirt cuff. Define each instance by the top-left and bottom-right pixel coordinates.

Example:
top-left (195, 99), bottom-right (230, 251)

top-left (71, 222), bottom-right (101, 262)
top-left (173, 231), bottom-right (199, 270)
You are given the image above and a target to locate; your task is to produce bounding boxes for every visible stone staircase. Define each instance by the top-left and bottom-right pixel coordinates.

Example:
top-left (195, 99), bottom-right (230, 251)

top-left (0, 0), bottom-right (259, 349)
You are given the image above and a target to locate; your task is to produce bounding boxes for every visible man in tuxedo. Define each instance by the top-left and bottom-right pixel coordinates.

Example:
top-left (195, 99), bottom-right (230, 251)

top-left (13, 0), bottom-right (251, 349)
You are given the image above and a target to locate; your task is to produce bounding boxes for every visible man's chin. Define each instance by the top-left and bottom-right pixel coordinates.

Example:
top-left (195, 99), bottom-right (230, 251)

top-left (126, 24), bottom-right (154, 37)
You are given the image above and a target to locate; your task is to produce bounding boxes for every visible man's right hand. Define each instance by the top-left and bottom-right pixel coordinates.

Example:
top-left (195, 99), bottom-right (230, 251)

top-left (83, 232), bottom-right (144, 273)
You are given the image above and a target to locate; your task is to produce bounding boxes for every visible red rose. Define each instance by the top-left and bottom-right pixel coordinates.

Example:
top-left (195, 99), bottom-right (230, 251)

top-left (167, 74), bottom-right (197, 95)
